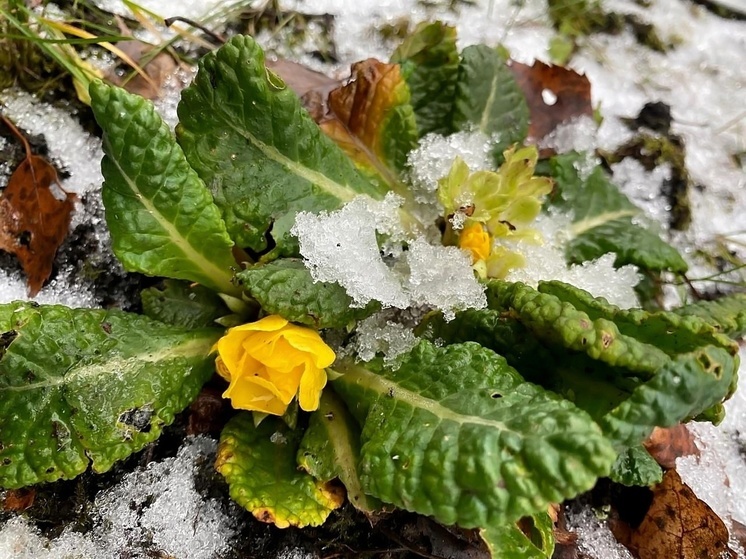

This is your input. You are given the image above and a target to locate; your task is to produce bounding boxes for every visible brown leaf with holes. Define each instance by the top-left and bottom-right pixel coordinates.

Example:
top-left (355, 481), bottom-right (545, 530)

top-left (616, 469), bottom-right (736, 559)
top-left (508, 60), bottom-right (593, 143)
top-left (0, 115), bottom-right (76, 296)
top-left (643, 425), bottom-right (699, 469)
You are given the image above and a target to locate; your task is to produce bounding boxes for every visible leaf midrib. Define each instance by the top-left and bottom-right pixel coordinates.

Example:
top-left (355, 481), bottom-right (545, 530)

top-left (335, 364), bottom-right (509, 431)
top-left (570, 209), bottom-right (639, 237)
top-left (222, 118), bottom-right (360, 203)
top-left (1, 336), bottom-right (214, 392)
top-left (105, 136), bottom-right (238, 296)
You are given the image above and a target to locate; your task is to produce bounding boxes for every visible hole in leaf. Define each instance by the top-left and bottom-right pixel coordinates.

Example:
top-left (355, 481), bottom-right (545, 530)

top-left (541, 88), bottom-right (557, 105)
top-left (491, 392), bottom-right (502, 399)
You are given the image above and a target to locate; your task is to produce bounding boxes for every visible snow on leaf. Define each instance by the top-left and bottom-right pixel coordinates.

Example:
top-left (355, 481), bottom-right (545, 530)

top-left (0, 115), bottom-right (76, 296)
top-left (176, 35), bottom-right (386, 256)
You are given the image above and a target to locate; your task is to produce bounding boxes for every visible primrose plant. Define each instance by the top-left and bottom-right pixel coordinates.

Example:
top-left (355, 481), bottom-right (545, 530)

top-left (1, 24), bottom-right (745, 557)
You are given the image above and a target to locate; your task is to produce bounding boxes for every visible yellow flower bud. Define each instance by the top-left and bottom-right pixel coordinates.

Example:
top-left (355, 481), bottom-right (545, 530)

top-left (458, 223), bottom-right (492, 263)
top-left (213, 315), bottom-right (335, 415)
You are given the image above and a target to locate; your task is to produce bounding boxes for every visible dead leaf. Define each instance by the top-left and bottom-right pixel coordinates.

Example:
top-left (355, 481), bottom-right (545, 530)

top-left (0, 115), bottom-right (76, 296)
top-left (2, 488), bottom-right (35, 512)
top-left (266, 58), bottom-right (341, 120)
top-left (643, 425), bottom-right (699, 469)
top-left (613, 469), bottom-right (736, 559)
top-left (186, 385), bottom-right (230, 436)
top-left (508, 60), bottom-right (593, 143)
top-left (103, 17), bottom-right (177, 99)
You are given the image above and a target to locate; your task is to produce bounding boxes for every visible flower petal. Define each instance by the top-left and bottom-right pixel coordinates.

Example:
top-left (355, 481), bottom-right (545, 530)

top-left (297, 366), bottom-right (328, 412)
top-left (240, 315), bottom-right (289, 332)
top-left (282, 327), bottom-right (336, 368)
top-left (224, 374), bottom-right (288, 415)
top-left (261, 364), bottom-right (304, 403)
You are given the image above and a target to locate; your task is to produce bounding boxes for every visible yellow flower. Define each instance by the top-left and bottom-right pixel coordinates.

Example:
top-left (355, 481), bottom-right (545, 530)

top-left (214, 315), bottom-right (335, 415)
top-left (458, 222), bottom-right (492, 263)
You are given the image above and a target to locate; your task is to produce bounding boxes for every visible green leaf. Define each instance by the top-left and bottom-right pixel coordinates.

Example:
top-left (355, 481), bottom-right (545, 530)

top-left (673, 294), bottom-right (746, 339)
top-left (298, 389), bottom-right (383, 513)
top-left (547, 153), bottom-right (687, 273)
top-left (176, 35), bottom-right (387, 256)
top-left (608, 446), bottom-right (662, 487)
top-left (331, 341), bottom-right (616, 528)
top-left (480, 512), bottom-right (555, 559)
top-left (451, 45), bottom-right (529, 154)
top-left (237, 259), bottom-right (379, 329)
top-left (141, 279), bottom-right (229, 329)
top-left (0, 302), bottom-right (219, 489)
top-left (426, 280), bottom-right (738, 448)
top-left (216, 413), bottom-right (343, 528)
top-left (89, 81), bottom-right (239, 296)
top-left (391, 21), bottom-right (460, 136)
top-left (538, 281), bottom-right (737, 355)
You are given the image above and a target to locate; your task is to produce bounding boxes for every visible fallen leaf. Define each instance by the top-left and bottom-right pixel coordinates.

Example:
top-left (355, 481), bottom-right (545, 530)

top-left (2, 488), bottom-right (35, 511)
top-left (103, 17), bottom-right (177, 99)
top-left (613, 469), bottom-right (736, 559)
top-left (300, 58), bottom-right (416, 188)
top-left (266, 58), bottom-right (341, 120)
top-left (643, 425), bottom-right (699, 469)
top-left (508, 60), bottom-right (593, 143)
top-left (0, 115), bottom-right (76, 296)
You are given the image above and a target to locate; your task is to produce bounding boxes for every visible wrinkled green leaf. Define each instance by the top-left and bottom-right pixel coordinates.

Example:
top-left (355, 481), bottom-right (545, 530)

top-left (216, 413), bottom-right (343, 528)
top-left (538, 281), bottom-right (737, 355)
top-left (141, 279), bottom-right (229, 329)
top-left (609, 445), bottom-right (662, 487)
top-left (238, 259), bottom-right (379, 329)
top-left (480, 512), bottom-right (555, 559)
top-left (89, 81), bottom-right (239, 296)
top-left (547, 153), bottom-right (687, 273)
top-left (391, 21), bottom-right (460, 136)
top-left (0, 302), bottom-right (218, 489)
top-left (331, 340), bottom-right (615, 528)
top-left (298, 389), bottom-right (383, 513)
top-left (424, 281), bottom-right (738, 448)
top-left (176, 35), bottom-right (386, 256)
top-left (451, 45), bottom-right (529, 154)
top-left (673, 294), bottom-right (746, 339)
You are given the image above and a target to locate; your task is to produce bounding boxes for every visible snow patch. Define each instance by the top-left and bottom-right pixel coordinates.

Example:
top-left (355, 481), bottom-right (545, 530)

top-left (0, 437), bottom-right (238, 559)
top-left (506, 213), bottom-right (641, 308)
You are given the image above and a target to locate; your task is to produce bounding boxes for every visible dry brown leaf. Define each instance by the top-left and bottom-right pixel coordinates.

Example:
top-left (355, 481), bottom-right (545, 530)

top-left (266, 58), bottom-right (341, 120)
top-left (508, 60), bottom-right (593, 143)
top-left (186, 385), bottom-right (230, 436)
top-left (2, 488), bottom-right (35, 512)
top-left (643, 425), bottom-right (699, 469)
top-left (103, 17), bottom-right (177, 99)
top-left (615, 469), bottom-right (736, 559)
top-left (0, 115), bottom-right (76, 296)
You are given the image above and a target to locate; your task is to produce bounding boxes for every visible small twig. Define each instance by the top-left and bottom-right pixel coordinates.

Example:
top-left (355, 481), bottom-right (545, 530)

top-left (163, 16), bottom-right (226, 44)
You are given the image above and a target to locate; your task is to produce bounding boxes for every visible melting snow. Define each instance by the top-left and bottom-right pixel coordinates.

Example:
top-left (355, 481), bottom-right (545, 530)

top-left (0, 437), bottom-right (237, 559)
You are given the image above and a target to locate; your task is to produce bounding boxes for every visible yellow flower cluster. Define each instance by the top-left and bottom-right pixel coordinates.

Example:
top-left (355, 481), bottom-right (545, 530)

top-left (441, 145), bottom-right (553, 278)
top-left (213, 315), bottom-right (335, 415)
